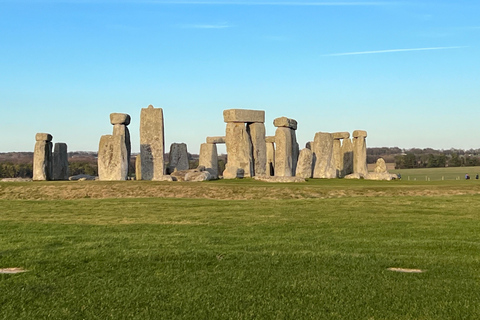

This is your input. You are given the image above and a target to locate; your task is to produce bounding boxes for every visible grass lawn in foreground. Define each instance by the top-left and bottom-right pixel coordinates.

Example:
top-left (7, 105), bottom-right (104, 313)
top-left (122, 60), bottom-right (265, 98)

top-left (1, 195), bottom-right (480, 319)
top-left (392, 166), bottom-right (480, 181)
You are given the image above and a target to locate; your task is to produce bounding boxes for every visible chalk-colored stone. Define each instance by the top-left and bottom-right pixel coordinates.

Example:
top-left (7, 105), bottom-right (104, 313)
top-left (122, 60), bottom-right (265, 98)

top-left (222, 166), bottom-right (245, 179)
top-left (168, 143), bottom-right (189, 173)
top-left (53, 143), bottom-right (69, 180)
top-left (206, 136), bottom-right (226, 144)
top-left (199, 143), bottom-right (219, 179)
top-left (265, 136), bottom-right (275, 143)
top-left (344, 173), bottom-right (364, 179)
top-left (223, 109), bottom-right (265, 123)
top-left (152, 175), bottom-right (175, 182)
top-left (35, 133), bottom-right (53, 142)
top-left (171, 167), bottom-right (205, 182)
top-left (273, 117), bottom-right (297, 130)
top-left (364, 172), bottom-right (398, 181)
top-left (374, 158), bottom-right (388, 173)
top-left (185, 171), bottom-right (212, 182)
top-left (112, 124), bottom-right (131, 176)
top-left (295, 148), bottom-right (313, 178)
top-left (98, 135), bottom-right (128, 181)
top-left (110, 113), bottom-right (131, 125)
top-left (312, 132), bottom-right (337, 179)
top-left (341, 138), bottom-right (354, 176)
top-left (33, 136), bottom-right (53, 181)
top-left (247, 122), bottom-right (267, 176)
top-left (224, 122), bottom-right (253, 178)
top-left (140, 106), bottom-right (165, 180)
top-left (135, 154), bottom-right (142, 180)
top-left (266, 142), bottom-right (275, 176)
top-left (332, 132), bottom-right (350, 140)
top-left (274, 127), bottom-right (293, 177)
top-left (333, 138), bottom-right (343, 178)
top-left (353, 130), bottom-right (368, 176)
top-left (253, 176), bottom-right (305, 183)
top-left (292, 130), bottom-right (299, 175)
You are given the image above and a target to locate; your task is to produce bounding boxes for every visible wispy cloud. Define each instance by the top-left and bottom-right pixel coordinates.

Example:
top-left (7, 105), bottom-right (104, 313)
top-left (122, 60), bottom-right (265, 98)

top-left (323, 46), bottom-right (468, 56)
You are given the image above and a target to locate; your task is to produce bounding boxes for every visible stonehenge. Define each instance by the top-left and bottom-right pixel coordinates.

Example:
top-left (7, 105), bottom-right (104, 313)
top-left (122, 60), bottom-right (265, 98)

top-left (312, 132), bottom-right (336, 179)
top-left (274, 117), bottom-right (298, 177)
top-left (33, 133), bottom-right (53, 181)
top-left (53, 143), bottom-right (69, 180)
top-left (140, 105), bottom-right (165, 180)
top-left (353, 130), bottom-right (368, 176)
top-left (199, 143), bottom-right (219, 179)
top-left (168, 143), bottom-right (189, 173)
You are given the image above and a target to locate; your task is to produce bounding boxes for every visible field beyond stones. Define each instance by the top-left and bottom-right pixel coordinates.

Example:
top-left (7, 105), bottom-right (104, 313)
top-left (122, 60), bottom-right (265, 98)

top-left (1, 169), bottom-right (480, 319)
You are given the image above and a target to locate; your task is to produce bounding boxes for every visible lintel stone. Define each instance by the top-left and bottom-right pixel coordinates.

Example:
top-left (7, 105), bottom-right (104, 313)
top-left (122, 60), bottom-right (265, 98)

top-left (110, 113), bottom-right (131, 126)
top-left (223, 109), bottom-right (265, 123)
top-left (206, 136), bottom-right (226, 144)
top-left (35, 133), bottom-right (53, 142)
top-left (352, 130), bottom-right (367, 138)
top-left (265, 136), bottom-right (275, 143)
top-left (332, 132), bottom-right (350, 140)
top-left (273, 117), bottom-right (297, 130)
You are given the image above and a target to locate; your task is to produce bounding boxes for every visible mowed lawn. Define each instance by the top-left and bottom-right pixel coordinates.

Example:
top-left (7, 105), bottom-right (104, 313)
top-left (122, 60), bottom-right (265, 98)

top-left (1, 193), bottom-right (480, 319)
top-left (393, 166), bottom-right (480, 181)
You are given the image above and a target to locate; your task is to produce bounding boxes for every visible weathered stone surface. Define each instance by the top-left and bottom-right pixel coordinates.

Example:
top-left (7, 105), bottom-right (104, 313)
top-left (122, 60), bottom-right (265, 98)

top-left (35, 133), bottom-right (53, 142)
top-left (266, 142), bottom-right (275, 176)
top-left (222, 166), bottom-right (245, 179)
top-left (223, 109), bottom-right (265, 123)
top-left (140, 105), bottom-right (165, 180)
top-left (69, 174), bottom-right (96, 181)
top-left (374, 158), bottom-right (388, 173)
top-left (135, 154), bottom-right (142, 180)
top-left (292, 130), bottom-right (299, 175)
top-left (344, 173), bottom-right (364, 179)
top-left (247, 122), bottom-right (267, 176)
top-left (341, 138), bottom-right (354, 176)
top-left (333, 138), bottom-right (343, 178)
top-left (353, 130), bottom-right (368, 176)
top-left (274, 127), bottom-right (293, 177)
top-left (224, 122), bottom-right (253, 178)
top-left (253, 176), bottom-right (305, 183)
top-left (265, 136), bottom-right (275, 143)
top-left (312, 132), bottom-right (337, 179)
top-left (110, 113), bottom-right (131, 125)
top-left (199, 143), bottom-right (219, 179)
top-left (33, 137), bottom-right (53, 181)
top-left (170, 167), bottom-right (205, 182)
top-left (53, 143), bottom-right (69, 180)
top-left (332, 132), bottom-right (350, 140)
top-left (295, 148), bottom-right (313, 178)
top-left (168, 143), bottom-right (189, 173)
top-left (113, 124), bottom-right (131, 175)
top-left (364, 172), bottom-right (398, 181)
top-left (273, 117), bottom-right (297, 130)
top-left (305, 141), bottom-right (312, 150)
top-left (152, 175), bottom-right (175, 182)
top-left (353, 130), bottom-right (367, 138)
top-left (98, 135), bottom-right (128, 181)
top-left (206, 136), bottom-right (226, 144)
top-left (185, 171), bottom-right (212, 182)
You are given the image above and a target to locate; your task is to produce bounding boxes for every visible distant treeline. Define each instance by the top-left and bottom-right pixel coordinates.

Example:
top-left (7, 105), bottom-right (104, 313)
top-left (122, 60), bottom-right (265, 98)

top-left (2, 148), bottom-right (480, 178)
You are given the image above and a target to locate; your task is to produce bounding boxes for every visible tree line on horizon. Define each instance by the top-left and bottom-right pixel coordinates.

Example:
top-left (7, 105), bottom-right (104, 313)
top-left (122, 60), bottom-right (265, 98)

top-left (1, 148), bottom-right (480, 178)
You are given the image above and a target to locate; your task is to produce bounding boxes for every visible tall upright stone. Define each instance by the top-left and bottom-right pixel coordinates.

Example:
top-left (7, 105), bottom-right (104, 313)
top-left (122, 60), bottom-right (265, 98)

top-left (199, 143), bottom-right (219, 179)
top-left (53, 142), bottom-right (69, 180)
top-left (98, 134), bottom-right (128, 181)
top-left (332, 132), bottom-right (350, 178)
top-left (111, 113), bottom-right (131, 175)
top-left (341, 138), bottom-right (354, 176)
top-left (266, 137), bottom-right (275, 176)
top-left (273, 117), bottom-right (298, 177)
top-left (140, 105), bottom-right (165, 180)
top-left (135, 154), bottom-right (142, 180)
top-left (168, 143), bottom-right (189, 173)
top-left (312, 132), bottom-right (336, 179)
top-left (353, 130), bottom-right (368, 176)
top-left (224, 122), bottom-right (253, 178)
top-left (247, 122), bottom-right (267, 176)
top-left (295, 148), bottom-right (313, 179)
top-left (33, 133), bottom-right (53, 181)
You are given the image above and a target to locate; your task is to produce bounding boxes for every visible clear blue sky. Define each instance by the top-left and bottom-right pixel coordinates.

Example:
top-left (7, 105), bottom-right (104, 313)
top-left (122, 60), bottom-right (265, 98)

top-left (1, 0), bottom-right (479, 153)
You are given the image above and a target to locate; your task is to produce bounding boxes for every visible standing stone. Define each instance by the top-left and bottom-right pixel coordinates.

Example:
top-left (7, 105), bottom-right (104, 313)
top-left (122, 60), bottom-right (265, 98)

top-left (224, 122), bottom-right (253, 178)
top-left (112, 123), bottom-right (131, 175)
top-left (332, 132), bottom-right (350, 178)
top-left (353, 130), bottom-right (368, 176)
top-left (168, 143), bottom-right (189, 173)
top-left (292, 130), bottom-right (300, 175)
top-left (374, 157), bottom-right (388, 173)
top-left (274, 127), bottom-right (293, 177)
top-left (53, 142), bottom-right (69, 180)
top-left (312, 132), bottom-right (336, 179)
top-left (266, 142), bottom-right (275, 176)
top-left (247, 122), bottom-right (267, 176)
top-left (98, 135), bottom-right (128, 181)
top-left (135, 154), bottom-right (142, 180)
top-left (199, 143), bottom-right (219, 179)
top-left (140, 105), bottom-right (165, 180)
top-left (33, 133), bottom-right (53, 181)
top-left (342, 138), bottom-right (354, 176)
top-left (295, 148), bottom-right (313, 179)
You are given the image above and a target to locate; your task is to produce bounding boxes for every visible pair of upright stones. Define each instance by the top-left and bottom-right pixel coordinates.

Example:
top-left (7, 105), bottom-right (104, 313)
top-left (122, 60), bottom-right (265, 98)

top-left (222, 109), bottom-right (267, 179)
top-left (33, 133), bottom-right (69, 181)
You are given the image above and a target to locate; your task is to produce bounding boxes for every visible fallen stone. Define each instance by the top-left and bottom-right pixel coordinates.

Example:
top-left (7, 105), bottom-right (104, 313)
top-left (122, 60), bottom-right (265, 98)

top-left (206, 136), bottom-right (226, 144)
top-left (364, 172), bottom-right (398, 181)
top-left (295, 148), bottom-right (313, 178)
top-left (273, 117), bottom-right (297, 130)
top-left (35, 133), bottom-right (53, 142)
top-left (110, 113), bottom-right (131, 125)
top-left (69, 174), bottom-right (96, 181)
top-left (185, 171), bottom-right (212, 182)
top-left (223, 109), bottom-right (265, 123)
top-left (152, 175), bottom-right (175, 182)
top-left (253, 176), bottom-right (306, 183)
top-left (344, 173), bottom-right (364, 179)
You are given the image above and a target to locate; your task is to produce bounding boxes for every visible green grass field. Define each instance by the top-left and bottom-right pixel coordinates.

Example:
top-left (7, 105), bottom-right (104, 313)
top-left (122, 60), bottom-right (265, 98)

top-left (393, 166), bottom-right (480, 181)
top-left (1, 170), bottom-right (480, 319)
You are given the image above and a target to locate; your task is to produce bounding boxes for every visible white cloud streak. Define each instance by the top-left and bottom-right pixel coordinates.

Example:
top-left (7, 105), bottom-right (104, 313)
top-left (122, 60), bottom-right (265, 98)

top-left (324, 46), bottom-right (468, 56)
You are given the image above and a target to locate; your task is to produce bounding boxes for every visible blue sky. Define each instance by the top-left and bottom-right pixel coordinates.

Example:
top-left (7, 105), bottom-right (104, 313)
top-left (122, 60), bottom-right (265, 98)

top-left (1, 0), bottom-right (479, 153)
